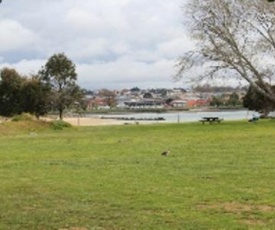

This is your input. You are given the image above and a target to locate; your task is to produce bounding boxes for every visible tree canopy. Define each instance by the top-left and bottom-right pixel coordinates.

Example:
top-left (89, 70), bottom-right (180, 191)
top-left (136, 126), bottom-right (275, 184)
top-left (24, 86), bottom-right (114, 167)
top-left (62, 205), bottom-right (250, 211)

top-left (0, 54), bottom-right (84, 119)
top-left (243, 82), bottom-right (275, 117)
top-left (0, 68), bottom-right (23, 116)
top-left (39, 53), bottom-right (83, 120)
top-left (21, 75), bottom-right (51, 119)
top-left (0, 68), bottom-right (51, 118)
top-left (177, 0), bottom-right (275, 103)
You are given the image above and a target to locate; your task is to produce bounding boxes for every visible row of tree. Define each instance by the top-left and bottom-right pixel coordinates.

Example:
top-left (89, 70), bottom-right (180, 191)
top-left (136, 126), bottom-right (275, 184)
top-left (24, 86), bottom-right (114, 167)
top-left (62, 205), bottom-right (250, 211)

top-left (0, 53), bottom-right (84, 119)
top-left (210, 92), bottom-right (242, 107)
top-left (209, 85), bottom-right (275, 117)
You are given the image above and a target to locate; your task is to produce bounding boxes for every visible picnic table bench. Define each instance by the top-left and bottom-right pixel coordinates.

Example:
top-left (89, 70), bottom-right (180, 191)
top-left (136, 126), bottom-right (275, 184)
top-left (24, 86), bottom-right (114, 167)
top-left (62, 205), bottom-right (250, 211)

top-left (199, 117), bottom-right (223, 124)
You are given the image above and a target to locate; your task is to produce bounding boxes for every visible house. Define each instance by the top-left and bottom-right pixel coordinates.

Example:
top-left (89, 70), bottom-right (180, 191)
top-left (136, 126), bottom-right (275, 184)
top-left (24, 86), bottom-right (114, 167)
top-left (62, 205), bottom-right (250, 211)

top-left (86, 97), bottom-right (110, 110)
top-left (170, 100), bottom-right (187, 107)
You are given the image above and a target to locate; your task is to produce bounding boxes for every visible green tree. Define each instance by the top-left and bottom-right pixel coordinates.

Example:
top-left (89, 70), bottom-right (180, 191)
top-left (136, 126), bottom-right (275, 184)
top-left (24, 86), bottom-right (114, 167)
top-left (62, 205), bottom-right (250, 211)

top-left (39, 53), bottom-right (82, 120)
top-left (210, 96), bottom-right (223, 107)
top-left (143, 92), bottom-right (153, 99)
top-left (227, 93), bottom-right (240, 107)
top-left (0, 68), bottom-right (24, 117)
top-left (243, 83), bottom-right (275, 117)
top-left (176, 0), bottom-right (275, 103)
top-left (21, 75), bottom-right (51, 119)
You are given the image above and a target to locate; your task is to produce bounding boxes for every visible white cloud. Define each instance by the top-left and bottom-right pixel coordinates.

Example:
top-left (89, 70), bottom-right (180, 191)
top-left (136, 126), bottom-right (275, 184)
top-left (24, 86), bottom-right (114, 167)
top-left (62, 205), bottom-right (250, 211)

top-left (0, 0), bottom-right (190, 89)
top-left (0, 59), bottom-right (45, 76)
top-left (156, 36), bottom-right (195, 59)
top-left (76, 58), bottom-right (177, 89)
top-left (0, 19), bottom-right (37, 53)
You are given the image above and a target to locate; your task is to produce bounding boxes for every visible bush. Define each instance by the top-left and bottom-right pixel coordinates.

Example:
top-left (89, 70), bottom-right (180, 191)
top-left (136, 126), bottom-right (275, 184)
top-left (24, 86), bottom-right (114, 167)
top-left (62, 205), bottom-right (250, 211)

top-left (50, 120), bottom-right (72, 130)
top-left (11, 113), bottom-right (34, 122)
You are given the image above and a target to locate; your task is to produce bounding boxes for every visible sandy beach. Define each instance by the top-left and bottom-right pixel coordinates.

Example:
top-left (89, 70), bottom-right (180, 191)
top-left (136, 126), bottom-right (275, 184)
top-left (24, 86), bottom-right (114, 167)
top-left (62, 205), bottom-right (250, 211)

top-left (62, 117), bottom-right (135, 126)
top-left (61, 116), bottom-right (165, 126)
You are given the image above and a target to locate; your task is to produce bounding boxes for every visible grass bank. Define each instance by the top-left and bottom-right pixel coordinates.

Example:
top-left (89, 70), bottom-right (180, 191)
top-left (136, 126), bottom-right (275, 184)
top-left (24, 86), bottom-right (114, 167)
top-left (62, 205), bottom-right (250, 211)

top-left (1, 120), bottom-right (275, 229)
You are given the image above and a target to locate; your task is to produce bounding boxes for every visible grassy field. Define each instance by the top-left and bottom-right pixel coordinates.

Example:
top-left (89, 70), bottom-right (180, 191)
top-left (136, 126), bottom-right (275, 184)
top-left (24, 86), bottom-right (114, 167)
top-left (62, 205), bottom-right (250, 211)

top-left (1, 119), bottom-right (275, 229)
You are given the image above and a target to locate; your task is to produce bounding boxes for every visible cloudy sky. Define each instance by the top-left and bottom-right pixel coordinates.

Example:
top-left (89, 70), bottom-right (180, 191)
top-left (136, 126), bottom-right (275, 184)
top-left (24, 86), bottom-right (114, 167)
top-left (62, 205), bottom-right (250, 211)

top-left (0, 0), bottom-right (193, 90)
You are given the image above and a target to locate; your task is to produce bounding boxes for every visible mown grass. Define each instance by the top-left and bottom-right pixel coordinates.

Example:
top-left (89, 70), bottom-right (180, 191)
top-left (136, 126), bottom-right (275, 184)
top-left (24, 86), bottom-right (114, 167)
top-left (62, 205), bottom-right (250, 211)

top-left (1, 120), bottom-right (275, 229)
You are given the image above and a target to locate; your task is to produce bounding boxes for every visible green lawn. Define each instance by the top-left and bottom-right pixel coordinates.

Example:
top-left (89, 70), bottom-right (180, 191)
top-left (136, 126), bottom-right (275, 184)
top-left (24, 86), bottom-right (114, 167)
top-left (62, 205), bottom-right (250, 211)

top-left (1, 120), bottom-right (275, 229)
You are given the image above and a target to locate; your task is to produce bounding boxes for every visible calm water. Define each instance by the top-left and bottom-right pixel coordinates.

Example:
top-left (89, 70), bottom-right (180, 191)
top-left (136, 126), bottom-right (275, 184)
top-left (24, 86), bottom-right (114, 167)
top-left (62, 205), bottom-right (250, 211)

top-left (88, 110), bottom-right (259, 123)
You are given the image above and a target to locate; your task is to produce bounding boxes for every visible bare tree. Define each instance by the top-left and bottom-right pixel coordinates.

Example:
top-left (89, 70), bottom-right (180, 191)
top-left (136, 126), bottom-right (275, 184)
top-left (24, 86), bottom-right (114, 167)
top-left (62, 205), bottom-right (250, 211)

top-left (176, 0), bottom-right (275, 102)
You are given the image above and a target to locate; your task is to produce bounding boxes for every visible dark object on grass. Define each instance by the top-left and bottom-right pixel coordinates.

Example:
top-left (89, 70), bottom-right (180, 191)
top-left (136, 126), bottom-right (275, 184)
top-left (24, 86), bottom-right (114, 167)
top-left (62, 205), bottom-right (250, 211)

top-left (161, 150), bottom-right (170, 156)
top-left (248, 115), bottom-right (259, 123)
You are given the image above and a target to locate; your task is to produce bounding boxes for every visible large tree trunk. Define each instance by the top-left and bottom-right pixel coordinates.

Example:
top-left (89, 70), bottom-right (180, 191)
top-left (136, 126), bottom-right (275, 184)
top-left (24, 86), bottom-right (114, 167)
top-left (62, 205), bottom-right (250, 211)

top-left (59, 109), bottom-right (63, 120)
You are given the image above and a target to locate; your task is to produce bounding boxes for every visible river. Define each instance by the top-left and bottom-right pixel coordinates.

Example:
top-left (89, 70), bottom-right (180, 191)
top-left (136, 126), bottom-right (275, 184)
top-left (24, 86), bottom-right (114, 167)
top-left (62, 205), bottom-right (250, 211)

top-left (87, 110), bottom-right (259, 123)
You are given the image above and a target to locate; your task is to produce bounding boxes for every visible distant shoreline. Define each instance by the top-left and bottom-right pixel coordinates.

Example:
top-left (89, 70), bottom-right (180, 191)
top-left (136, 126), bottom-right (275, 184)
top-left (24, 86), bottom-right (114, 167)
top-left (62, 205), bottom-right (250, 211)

top-left (48, 107), bottom-right (248, 126)
top-left (81, 106), bottom-right (245, 115)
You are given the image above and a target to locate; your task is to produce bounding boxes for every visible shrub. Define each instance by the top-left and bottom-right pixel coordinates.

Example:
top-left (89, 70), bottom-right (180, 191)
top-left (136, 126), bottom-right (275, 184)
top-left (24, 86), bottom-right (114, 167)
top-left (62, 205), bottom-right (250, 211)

top-left (11, 113), bottom-right (34, 122)
top-left (50, 120), bottom-right (72, 130)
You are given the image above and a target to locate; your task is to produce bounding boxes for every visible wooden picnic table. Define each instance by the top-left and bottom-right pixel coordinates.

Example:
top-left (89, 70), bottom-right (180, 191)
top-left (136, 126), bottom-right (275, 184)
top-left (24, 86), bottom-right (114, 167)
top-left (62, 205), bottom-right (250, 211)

top-left (200, 117), bottom-right (223, 124)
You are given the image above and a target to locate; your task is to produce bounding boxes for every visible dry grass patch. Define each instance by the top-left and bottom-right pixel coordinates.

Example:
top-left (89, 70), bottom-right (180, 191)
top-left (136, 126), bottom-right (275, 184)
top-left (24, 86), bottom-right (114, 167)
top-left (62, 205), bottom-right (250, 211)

top-left (197, 202), bottom-right (275, 214)
top-left (197, 202), bottom-right (275, 226)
